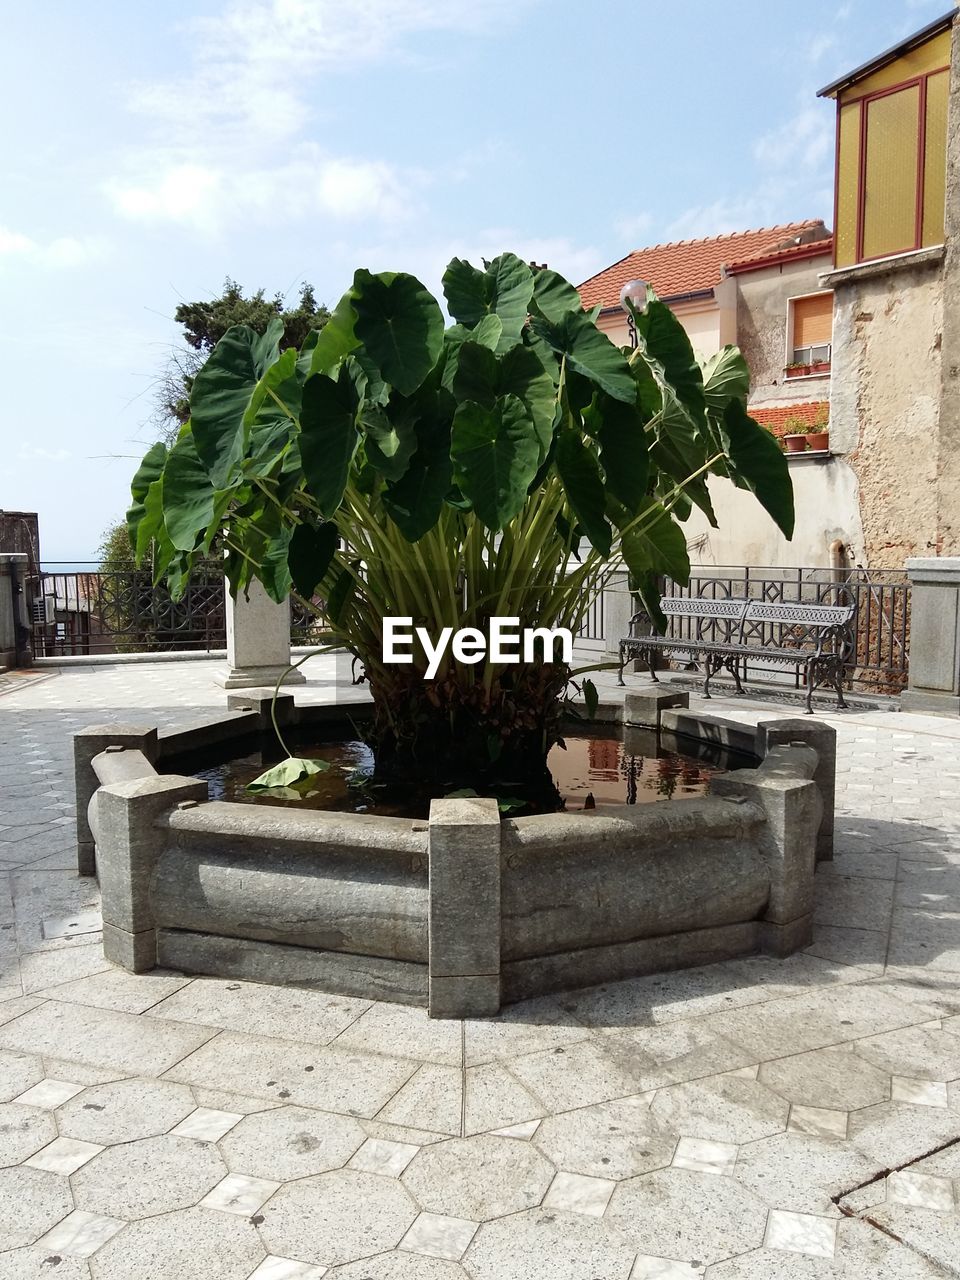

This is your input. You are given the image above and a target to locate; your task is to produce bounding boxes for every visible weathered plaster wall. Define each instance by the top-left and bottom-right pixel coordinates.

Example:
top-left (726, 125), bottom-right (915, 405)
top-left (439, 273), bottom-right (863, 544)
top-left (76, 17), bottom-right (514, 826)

top-left (681, 460), bottom-right (866, 569)
top-left (596, 299), bottom-right (722, 357)
top-left (735, 256), bottom-right (833, 408)
top-left (936, 15), bottom-right (960, 555)
top-left (828, 256), bottom-right (945, 565)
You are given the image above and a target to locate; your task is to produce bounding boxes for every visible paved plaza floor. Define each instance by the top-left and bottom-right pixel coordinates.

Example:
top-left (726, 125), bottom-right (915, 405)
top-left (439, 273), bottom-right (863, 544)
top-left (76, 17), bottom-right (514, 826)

top-left (1, 656), bottom-right (960, 1278)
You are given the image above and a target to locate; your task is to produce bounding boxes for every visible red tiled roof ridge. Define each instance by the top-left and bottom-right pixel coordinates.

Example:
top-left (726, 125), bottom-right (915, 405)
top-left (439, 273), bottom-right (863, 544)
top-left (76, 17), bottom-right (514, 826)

top-left (727, 235), bottom-right (834, 273)
top-left (628, 219), bottom-right (823, 258)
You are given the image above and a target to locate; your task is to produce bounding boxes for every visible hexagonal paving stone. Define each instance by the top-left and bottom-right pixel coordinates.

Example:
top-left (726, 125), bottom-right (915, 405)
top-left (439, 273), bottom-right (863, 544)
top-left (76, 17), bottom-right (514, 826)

top-left (0, 1249), bottom-right (90, 1280)
top-left (330, 1254), bottom-right (468, 1279)
top-left (0, 1048), bottom-right (43, 1102)
top-left (533, 1096), bottom-right (677, 1179)
top-left (0, 1101), bottom-right (57, 1167)
top-left (402, 1135), bottom-right (554, 1220)
top-left (854, 1025), bottom-right (960, 1081)
top-left (0, 1165), bottom-right (73, 1250)
top-left (72, 1133), bottom-right (227, 1220)
top-left (219, 1105), bottom-right (365, 1181)
top-left (650, 1074), bottom-right (789, 1144)
top-left (56, 1076), bottom-right (196, 1144)
top-left (759, 1046), bottom-right (891, 1112)
top-left (89, 1205), bottom-right (262, 1280)
top-left (734, 1132), bottom-right (881, 1213)
top-left (463, 1208), bottom-right (636, 1280)
top-left (261, 1169), bottom-right (417, 1267)
top-left (847, 1101), bottom-right (960, 1167)
top-left (605, 1167), bottom-right (768, 1265)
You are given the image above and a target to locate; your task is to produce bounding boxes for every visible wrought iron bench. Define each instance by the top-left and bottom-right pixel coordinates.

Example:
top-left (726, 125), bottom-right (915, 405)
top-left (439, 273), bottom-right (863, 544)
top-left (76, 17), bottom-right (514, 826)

top-left (618, 596), bottom-right (855, 713)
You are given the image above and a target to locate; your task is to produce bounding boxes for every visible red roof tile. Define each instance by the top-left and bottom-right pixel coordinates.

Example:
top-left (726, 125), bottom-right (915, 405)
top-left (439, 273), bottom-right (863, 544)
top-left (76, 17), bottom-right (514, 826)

top-left (578, 222), bottom-right (830, 310)
top-left (752, 402), bottom-right (829, 438)
top-left (726, 236), bottom-right (833, 275)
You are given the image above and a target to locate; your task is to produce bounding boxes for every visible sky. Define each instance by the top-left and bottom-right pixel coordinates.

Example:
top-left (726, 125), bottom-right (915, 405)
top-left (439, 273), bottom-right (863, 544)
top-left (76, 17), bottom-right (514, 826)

top-left (0, 0), bottom-right (951, 562)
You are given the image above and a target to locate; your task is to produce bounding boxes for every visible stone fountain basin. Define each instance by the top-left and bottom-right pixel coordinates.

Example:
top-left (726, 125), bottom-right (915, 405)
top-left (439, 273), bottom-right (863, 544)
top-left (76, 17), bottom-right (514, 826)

top-left (75, 689), bottom-right (835, 1018)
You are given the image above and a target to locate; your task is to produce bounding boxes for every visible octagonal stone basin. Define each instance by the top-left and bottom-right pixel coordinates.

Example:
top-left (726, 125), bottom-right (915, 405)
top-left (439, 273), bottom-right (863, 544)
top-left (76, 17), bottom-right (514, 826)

top-left (75, 689), bottom-right (835, 1018)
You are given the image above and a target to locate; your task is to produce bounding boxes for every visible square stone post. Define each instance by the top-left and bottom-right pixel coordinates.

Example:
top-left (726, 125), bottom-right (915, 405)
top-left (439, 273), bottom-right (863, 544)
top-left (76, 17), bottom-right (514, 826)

top-left (602, 571), bottom-right (634, 664)
top-left (901, 558), bottom-right (960, 715)
top-left (428, 797), bottom-right (502, 1018)
top-left (96, 774), bottom-right (207, 971)
top-left (215, 579), bottom-right (306, 690)
top-left (74, 724), bottom-right (158, 876)
top-left (712, 744), bottom-right (822, 957)
top-left (757, 718), bottom-right (836, 862)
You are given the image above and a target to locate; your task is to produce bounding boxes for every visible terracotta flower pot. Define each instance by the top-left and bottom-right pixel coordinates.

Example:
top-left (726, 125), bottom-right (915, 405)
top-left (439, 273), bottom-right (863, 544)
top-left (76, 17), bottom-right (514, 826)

top-left (806, 431), bottom-right (829, 451)
top-left (786, 365), bottom-right (811, 378)
top-left (783, 434), bottom-right (808, 453)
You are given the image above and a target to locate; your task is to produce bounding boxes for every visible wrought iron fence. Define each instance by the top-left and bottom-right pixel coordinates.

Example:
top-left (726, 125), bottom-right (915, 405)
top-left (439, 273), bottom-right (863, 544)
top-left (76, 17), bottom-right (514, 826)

top-left (662, 565), bottom-right (910, 692)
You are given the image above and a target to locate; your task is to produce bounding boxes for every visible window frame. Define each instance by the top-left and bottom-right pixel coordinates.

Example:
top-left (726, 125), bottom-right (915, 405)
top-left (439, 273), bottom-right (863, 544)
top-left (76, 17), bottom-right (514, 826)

top-left (834, 65), bottom-right (949, 267)
top-left (785, 290), bottom-right (834, 377)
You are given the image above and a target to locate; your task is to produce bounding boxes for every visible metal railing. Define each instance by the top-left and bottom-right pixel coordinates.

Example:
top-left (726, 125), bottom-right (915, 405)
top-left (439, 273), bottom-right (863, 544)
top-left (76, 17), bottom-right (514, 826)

top-left (662, 565), bottom-right (909, 692)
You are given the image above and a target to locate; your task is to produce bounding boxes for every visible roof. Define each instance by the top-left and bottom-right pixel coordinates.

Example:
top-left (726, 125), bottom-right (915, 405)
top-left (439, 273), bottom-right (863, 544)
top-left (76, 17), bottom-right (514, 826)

top-left (578, 222), bottom-right (830, 310)
top-left (817, 10), bottom-right (955, 98)
top-left (751, 401), bottom-right (829, 438)
top-left (726, 236), bottom-right (833, 276)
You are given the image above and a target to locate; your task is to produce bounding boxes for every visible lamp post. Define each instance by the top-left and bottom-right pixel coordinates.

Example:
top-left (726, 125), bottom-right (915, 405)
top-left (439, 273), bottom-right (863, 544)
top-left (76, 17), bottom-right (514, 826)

top-left (619, 279), bottom-right (648, 349)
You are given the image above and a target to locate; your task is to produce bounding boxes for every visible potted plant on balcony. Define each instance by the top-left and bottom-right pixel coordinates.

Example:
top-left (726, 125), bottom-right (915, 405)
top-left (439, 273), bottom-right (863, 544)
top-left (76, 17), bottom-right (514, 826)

top-left (785, 361), bottom-right (811, 379)
top-left (127, 255), bottom-right (794, 811)
top-left (805, 405), bottom-right (829, 452)
top-left (810, 357), bottom-right (831, 375)
top-left (782, 415), bottom-right (810, 452)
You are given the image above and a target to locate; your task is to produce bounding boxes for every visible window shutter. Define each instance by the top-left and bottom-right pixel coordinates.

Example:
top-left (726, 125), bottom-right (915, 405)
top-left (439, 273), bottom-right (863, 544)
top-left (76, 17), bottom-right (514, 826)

top-left (793, 294), bottom-right (833, 347)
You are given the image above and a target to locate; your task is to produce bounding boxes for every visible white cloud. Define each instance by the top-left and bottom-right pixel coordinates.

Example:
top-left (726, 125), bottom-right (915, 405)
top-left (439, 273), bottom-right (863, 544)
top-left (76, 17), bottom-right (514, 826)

top-left (0, 225), bottom-right (104, 269)
top-left (613, 213), bottom-right (654, 245)
top-left (754, 105), bottom-right (834, 174)
top-left (18, 445), bottom-right (72, 463)
top-left (107, 0), bottom-right (532, 233)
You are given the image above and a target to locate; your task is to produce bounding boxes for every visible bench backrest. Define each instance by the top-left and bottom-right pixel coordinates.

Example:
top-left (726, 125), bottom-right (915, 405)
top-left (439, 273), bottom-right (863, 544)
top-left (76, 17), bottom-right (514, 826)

top-left (742, 600), bottom-right (855, 653)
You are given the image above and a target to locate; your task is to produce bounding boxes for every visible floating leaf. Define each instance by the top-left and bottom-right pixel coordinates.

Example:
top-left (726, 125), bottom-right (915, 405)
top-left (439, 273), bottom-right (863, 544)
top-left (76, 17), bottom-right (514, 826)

top-left (246, 757), bottom-right (330, 794)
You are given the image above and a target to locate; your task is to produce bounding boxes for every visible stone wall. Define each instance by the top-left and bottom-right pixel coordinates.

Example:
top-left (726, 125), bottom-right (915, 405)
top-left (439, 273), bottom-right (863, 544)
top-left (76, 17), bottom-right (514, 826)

top-left (736, 255), bottom-right (833, 408)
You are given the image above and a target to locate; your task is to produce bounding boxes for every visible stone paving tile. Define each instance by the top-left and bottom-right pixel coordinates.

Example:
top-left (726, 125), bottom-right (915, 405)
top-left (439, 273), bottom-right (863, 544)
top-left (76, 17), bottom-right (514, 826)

top-left (348, 1136), bottom-right (419, 1177)
top-left (758, 1046), bottom-right (891, 1111)
top-left (786, 1105), bottom-right (848, 1140)
top-left (735, 1131), bottom-right (880, 1214)
top-left (532, 1095), bottom-right (675, 1180)
top-left (887, 908), bottom-right (960, 971)
top-left (73, 1133), bottom-right (226, 1218)
top-left (0, 999), bottom-right (217, 1074)
top-left (331, 1001), bottom-right (461, 1065)
top-left (891, 1076), bottom-right (950, 1106)
top-left (463, 1208), bottom-right (637, 1280)
top-left (650, 1073), bottom-right (789, 1145)
top-left (399, 1210), bottom-right (478, 1258)
top-left (896, 861), bottom-right (960, 913)
top-left (764, 1209), bottom-right (837, 1259)
top-left (672, 1136), bottom-right (738, 1177)
top-left (0, 1164), bottom-right (73, 1250)
top-left (463, 995), bottom-right (590, 1065)
top-left (855, 1024), bottom-right (960, 1081)
top-left (39, 964), bottom-right (191, 1012)
top-left (25, 1134), bottom-right (103, 1173)
top-left (847, 1100), bottom-right (960, 1167)
top-left (13, 1076), bottom-right (84, 1108)
top-left (169, 1105), bottom-right (244, 1141)
top-left (833, 1215), bottom-right (955, 1279)
top-left (863, 1202), bottom-right (960, 1276)
top-left (606, 1167), bottom-right (768, 1266)
top-left (0, 1047), bottom-right (43, 1102)
top-left (89, 1204), bottom-right (263, 1280)
top-left (150, 977), bottom-right (370, 1047)
top-left (886, 1169), bottom-right (955, 1211)
top-left (376, 1063), bottom-right (463, 1136)
top-left (0, 1250), bottom-right (91, 1280)
top-left (402, 1133), bottom-right (554, 1220)
top-left (805, 924), bottom-right (889, 970)
top-left (0, 1101), bottom-right (57, 1166)
top-left (330, 1254), bottom-right (467, 1278)
top-left (261, 1169), bottom-right (418, 1267)
top-left (248, 1258), bottom-right (329, 1280)
top-left (202, 1171), bottom-right (280, 1216)
top-left (35, 1207), bottom-right (125, 1258)
top-left (463, 1061), bottom-right (546, 1135)
top-left (608, 1019), bottom-right (757, 1091)
top-left (164, 1030), bottom-right (418, 1117)
top-left (503, 1035), bottom-right (651, 1112)
top-left (219, 1105), bottom-right (366, 1181)
top-left (542, 1169), bottom-right (616, 1216)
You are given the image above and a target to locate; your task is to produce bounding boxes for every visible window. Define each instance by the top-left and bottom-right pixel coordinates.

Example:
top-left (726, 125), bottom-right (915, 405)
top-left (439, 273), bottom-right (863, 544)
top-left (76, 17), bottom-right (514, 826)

top-left (834, 53), bottom-right (949, 267)
top-left (787, 293), bottom-right (833, 374)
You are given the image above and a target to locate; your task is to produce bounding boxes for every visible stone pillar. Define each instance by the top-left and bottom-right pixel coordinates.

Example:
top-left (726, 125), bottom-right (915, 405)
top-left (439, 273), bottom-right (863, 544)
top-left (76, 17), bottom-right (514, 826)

top-left (215, 580), bottom-right (306, 690)
top-left (602, 572), bottom-right (634, 664)
top-left (96, 773), bottom-right (207, 971)
top-left (712, 743), bottom-right (822, 957)
top-left (74, 724), bottom-right (158, 876)
top-left (758, 718), bottom-right (836, 862)
top-left (902, 558), bottom-right (960, 715)
top-left (427, 797), bottom-right (501, 1018)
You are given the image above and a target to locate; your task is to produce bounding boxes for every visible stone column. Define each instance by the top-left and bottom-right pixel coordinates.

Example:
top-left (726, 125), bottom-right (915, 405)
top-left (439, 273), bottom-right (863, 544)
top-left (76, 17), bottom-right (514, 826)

top-left (902, 558), bottom-right (960, 715)
top-left (74, 724), bottom-right (158, 876)
top-left (215, 579), bottom-right (305, 690)
top-left (602, 571), bottom-right (634, 664)
top-left (758, 718), bottom-right (837, 862)
top-left (427, 796), bottom-right (501, 1018)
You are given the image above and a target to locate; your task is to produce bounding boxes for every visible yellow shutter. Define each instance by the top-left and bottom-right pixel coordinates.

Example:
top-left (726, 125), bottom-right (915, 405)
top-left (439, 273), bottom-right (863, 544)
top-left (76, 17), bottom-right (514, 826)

top-left (862, 84), bottom-right (921, 260)
top-left (922, 69), bottom-right (949, 247)
top-left (793, 295), bottom-right (833, 348)
top-left (835, 103), bottom-right (860, 268)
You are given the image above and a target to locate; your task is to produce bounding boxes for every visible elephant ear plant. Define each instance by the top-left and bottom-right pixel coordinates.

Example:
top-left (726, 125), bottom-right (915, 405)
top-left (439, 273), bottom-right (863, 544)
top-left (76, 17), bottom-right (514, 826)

top-left (128, 253), bottom-right (793, 811)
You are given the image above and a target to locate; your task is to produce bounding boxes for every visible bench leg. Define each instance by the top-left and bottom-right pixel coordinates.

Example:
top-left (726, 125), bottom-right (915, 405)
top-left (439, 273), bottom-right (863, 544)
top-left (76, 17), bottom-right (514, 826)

top-left (804, 662), bottom-right (815, 714)
top-left (703, 655), bottom-right (714, 699)
top-left (729, 660), bottom-right (746, 696)
top-left (617, 642), bottom-right (627, 687)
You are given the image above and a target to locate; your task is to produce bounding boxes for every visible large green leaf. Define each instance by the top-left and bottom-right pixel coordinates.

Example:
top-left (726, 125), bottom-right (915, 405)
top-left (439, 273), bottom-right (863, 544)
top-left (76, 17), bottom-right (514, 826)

top-left (721, 400), bottom-right (795, 539)
top-left (190, 318), bottom-right (284, 488)
top-left (126, 442), bottom-right (167, 561)
top-left (451, 395), bottom-right (540, 530)
top-left (701, 344), bottom-right (750, 412)
top-left (555, 429), bottom-right (612, 555)
top-left (161, 428), bottom-right (217, 552)
top-left (287, 521), bottom-right (338, 598)
top-left (621, 499), bottom-right (690, 586)
top-left (247, 756), bottom-right (330, 794)
top-left (530, 309), bottom-right (636, 403)
top-left (351, 270), bottom-right (443, 396)
top-left (381, 417), bottom-right (453, 542)
top-left (258, 527), bottom-right (294, 602)
top-left (442, 254), bottom-right (534, 349)
top-left (633, 299), bottom-right (706, 428)
top-left (584, 394), bottom-right (649, 511)
top-left (362, 401), bottom-right (418, 481)
top-left (299, 367), bottom-right (360, 518)
top-left (306, 289), bottom-right (359, 376)
top-left (453, 341), bottom-right (555, 458)
top-left (532, 268), bottom-right (583, 322)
